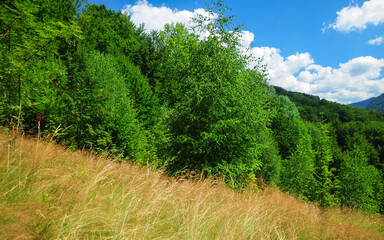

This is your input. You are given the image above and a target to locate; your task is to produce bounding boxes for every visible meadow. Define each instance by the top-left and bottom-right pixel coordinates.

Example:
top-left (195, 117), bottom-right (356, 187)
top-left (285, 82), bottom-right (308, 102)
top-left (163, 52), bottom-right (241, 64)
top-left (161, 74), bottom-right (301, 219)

top-left (1, 130), bottom-right (383, 239)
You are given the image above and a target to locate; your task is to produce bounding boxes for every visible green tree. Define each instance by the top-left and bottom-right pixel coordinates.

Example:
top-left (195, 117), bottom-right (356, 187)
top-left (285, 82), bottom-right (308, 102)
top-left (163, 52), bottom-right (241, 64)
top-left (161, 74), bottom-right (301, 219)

top-left (56, 50), bottom-right (147, 159)
top-left (164, 1), bottom-right (272, 188)
top-left (337, 145), bottom-right (383, 213)
top-left (19, 56), bottom-right (68, 134)
top-left (78, 4), bottom-right (149, 64)
top-left (258, 131), bottom-right (281, 183)
top-left (116, 55), bottom-right (159, 129)
top-left (279, 120), bottom-right (316, 199)
top-left (271, 95), bottom-right (301, 160)
top-left (313, 124), bottom-right (336, 208)
top-left (156, 22), bottom-right (199, 105)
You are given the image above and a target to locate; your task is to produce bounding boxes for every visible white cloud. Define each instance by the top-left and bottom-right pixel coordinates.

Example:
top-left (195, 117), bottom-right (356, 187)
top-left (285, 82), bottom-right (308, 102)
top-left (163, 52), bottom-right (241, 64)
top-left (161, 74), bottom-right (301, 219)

top-left (339, 56), bottom-right (383, 78)
top-left (368, 35), bottom-right (384, 45)
top-left (307, 57), bottom-right (384, 103)
top-left (122, 0), bottom-right (205, 32)
top-left (122, 0), bottom-right (215, 34)
top-left (243, 32), bottom-right (384, 103)
top-left (239, 30), bottom-right (254, 48)
top-left (121, 1), bottom-right (384, 104)
top-left (328, 0), bottom-right (384, 32)
top-left (248, 45), bottom-right (314, 93)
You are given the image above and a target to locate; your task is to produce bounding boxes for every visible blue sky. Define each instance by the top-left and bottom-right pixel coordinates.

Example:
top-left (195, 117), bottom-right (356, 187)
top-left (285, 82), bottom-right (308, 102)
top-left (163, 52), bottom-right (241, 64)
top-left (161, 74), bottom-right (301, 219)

top-left (87, 0), bottom-right (384, 104)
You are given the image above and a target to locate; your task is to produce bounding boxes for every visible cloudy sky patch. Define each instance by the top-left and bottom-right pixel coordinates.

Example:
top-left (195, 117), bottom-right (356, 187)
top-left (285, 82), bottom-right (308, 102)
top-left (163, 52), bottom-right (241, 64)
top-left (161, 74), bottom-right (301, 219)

top-left (328, 0), bottom-right (384, 32)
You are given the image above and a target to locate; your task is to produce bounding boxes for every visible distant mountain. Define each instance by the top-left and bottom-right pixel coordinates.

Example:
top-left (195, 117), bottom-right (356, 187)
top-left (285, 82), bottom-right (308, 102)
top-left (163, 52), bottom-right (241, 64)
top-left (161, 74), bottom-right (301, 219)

top-left (349, 94), bottom-right (384, 112)
top-left (349, 97), bottom-right (375, 109)
top-left (273, 86), bottom-right (384, 123)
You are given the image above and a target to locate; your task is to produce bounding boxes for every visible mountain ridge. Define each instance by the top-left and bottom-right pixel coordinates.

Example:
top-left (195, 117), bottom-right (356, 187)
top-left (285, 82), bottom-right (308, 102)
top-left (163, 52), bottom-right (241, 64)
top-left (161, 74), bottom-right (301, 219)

top-left (349, 93), bottom-right (384, 112)
top-left (273, 86), bottom-right (384, 123)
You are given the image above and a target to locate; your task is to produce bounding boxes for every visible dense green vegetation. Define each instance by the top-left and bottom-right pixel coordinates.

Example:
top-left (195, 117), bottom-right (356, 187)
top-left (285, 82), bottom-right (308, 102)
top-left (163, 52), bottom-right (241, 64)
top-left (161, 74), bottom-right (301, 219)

top-left (1, 0), bottom-right (383, 214)
top-left (274, 86), bottom-right (384, 212)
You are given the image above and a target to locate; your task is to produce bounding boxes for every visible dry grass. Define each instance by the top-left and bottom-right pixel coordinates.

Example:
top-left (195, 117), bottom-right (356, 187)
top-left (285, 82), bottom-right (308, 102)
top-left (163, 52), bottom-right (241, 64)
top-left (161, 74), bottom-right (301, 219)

top-left (0, 130), bottom-right (383, 239)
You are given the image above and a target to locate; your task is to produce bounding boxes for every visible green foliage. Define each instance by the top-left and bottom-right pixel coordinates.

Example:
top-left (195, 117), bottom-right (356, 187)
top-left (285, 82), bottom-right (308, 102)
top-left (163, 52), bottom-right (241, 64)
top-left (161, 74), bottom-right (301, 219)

top-left (78, 3), bottom-right (153, 68)
top-left (59, 50), bottom-right (147, 159)
top-left (271, 95), bottom-right (301, 160)
top-left (258, 131), bottom-right (281, 183)
top-left (116, 55), bottom-right (159, 129)
top-left (35, 0), bottom-right (83, 22)
top-left (349, 97), bottom-right (375, 109)
top-left (337, 145), bottom-right (383, 213)
top-left (336, 121), bottom-right (383, 173)
top-left (20, 57), bottom-right (67, 132)
top-left (162, 3), bottom-right (272, 188)
top-left (279, 120), bottom-right (316, 199)
top-left (0, 0), bottom-right (82, 128)
top-left (156, 23), bottom-right (199, 105)
top-left (269, 94), bottom-right (318, 195)
top-left (79, 4), bottom-right (136, 56)
top-left (313, 124), bottom-right (337, 208)
top-left (274, 86), bottom-right (384, 212)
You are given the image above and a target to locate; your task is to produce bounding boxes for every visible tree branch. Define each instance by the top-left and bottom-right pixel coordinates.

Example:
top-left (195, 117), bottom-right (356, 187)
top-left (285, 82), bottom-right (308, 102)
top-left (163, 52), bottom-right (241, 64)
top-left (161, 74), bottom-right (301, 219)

top-left (1, 29), bottom-right (10, 40)
top-left (21, 37), bottom-right (55, 67)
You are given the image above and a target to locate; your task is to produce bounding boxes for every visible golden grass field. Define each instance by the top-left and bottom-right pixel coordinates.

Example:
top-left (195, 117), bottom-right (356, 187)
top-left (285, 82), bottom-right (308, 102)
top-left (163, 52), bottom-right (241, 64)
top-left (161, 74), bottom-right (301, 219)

top-left (0, 130), bottom-right (383, 239)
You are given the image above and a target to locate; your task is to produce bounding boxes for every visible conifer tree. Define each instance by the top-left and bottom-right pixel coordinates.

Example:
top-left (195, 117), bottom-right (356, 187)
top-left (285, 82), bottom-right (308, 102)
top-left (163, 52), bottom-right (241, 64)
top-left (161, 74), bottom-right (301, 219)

top-left (313, 124), bottom-right (336, 208)
top-left (337, 143), bottom-right (383, 213)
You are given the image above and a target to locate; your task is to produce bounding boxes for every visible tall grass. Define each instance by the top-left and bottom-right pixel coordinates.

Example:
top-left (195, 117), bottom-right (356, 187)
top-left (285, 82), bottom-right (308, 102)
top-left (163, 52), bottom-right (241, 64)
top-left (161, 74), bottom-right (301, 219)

top-left (0, 130), bottom-right (383, 239)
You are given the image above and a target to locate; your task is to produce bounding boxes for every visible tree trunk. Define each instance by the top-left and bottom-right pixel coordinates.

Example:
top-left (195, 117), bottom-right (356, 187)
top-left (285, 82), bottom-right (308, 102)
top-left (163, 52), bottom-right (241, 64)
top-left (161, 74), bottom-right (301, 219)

top-left (17, 74), bottom-right (22, 132)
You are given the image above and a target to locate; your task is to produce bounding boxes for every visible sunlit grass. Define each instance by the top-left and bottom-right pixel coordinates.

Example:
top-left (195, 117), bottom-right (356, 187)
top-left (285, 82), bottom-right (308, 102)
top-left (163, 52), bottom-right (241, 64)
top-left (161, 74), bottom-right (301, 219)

top-left (0, 129), bottom-right (383, 239)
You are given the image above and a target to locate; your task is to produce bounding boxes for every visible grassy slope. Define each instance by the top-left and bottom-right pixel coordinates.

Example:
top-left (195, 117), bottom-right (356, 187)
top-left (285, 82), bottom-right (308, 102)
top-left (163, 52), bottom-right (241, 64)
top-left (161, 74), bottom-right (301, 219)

top-left (0, 130), bottom-right (383, 239)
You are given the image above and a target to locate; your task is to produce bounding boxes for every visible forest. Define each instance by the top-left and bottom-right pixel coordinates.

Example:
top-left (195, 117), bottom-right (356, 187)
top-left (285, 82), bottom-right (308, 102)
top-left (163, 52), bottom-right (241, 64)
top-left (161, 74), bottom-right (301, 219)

top-left (1, 0), bottom-right (383, 214)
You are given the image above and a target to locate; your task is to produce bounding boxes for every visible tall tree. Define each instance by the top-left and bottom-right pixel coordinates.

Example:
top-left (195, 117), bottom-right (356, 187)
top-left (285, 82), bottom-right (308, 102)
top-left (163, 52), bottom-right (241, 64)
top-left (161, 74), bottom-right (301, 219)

top-left (57, 50), bottom-right (147, 159)
top-left (313, 124), bottom-right (336, 208)
top-left (337, 145), bottom-right (383, 213)
top-left (164, 1), bottom-right (272, 187)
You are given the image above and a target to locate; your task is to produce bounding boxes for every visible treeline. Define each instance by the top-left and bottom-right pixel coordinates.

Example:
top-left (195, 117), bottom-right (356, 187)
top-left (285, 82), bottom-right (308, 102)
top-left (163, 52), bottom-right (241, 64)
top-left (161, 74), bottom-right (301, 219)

top-left (1, 0), bottom-right (383, 213)
top-left (274, 86), bottom-right (384, 122)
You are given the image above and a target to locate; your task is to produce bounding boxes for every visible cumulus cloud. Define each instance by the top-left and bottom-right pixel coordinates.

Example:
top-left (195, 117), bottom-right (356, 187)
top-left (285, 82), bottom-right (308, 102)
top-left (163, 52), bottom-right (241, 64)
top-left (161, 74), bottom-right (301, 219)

top-left (122, 0), bottom-right (209, 32)
top-left (307, 57), bottom-right (384, 103)
top-left (242, 33), bottom-right (384, 103)
top-left (249, 47), bottom-right (313, 92)
top-left (328, 0), bottom-right (384, 32)
top-left (368, 35), bottom-right (384, 45)
top-left (121, 1), bottom-right (384, 104)
top-left (238, 30), bottom-right (254, 48)
top-left (257, 49), bottom-right (384, 103)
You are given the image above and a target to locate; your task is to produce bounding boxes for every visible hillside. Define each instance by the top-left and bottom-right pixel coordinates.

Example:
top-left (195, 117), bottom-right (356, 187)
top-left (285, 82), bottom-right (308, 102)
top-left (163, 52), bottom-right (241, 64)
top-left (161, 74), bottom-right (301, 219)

top-left (1, 0), bottom-right (384, 217)
top-left (349, 97), bottom-right (375, 109)
top-left (273, 86), bottom-right (384, 122)
top-left (1, 130), bottom-right (383, 239)
top-left (349, 94), bottom-right (384, 112)
top-left (367, 93), bottom-right (384, 112)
